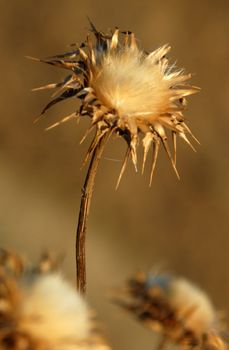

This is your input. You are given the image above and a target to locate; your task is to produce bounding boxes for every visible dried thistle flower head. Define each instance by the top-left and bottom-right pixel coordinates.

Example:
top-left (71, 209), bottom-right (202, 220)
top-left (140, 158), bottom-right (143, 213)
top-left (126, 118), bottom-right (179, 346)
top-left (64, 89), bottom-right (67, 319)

top-left (31, 21), bottom-right (199, 186)
top-left (0, 249), bottom-right (110, 350)
top-left (114, 272), bottom-right (227, 350)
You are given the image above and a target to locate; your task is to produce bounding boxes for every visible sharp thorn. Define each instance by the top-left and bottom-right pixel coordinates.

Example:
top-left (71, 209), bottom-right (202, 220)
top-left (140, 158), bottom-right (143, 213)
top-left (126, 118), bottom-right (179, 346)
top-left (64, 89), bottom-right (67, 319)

top-left (87, 16), bottom-right (99, 34)
top-left (142, 133), bottom-right (153, 174)
top-left (45, 113), bottom-right (79, 131)
top-left (149, 141), bottom-right (160, 186)
top-left (183, 123), bottom-right (200, 145)
top-left (162, 138), bottom-right (180, 180)
top-left (172, 131), bottom-right (177, 166)
top-left (130, 33), bottom-right (137, 49)
top-left (25, 55), bottom-right (40, 62)
top-left (110, 29), bottom-right (119, 49)
top-left (179, 132), bottom-right (196, 152)
top-left (33, 115), bottom-right (43, 124)
top-left (31, 83), bottom-right (58, 92)
top-left (81, 129), bottom-right (110, 169)
top-left (80, 125), bottom-right (94, 144)
top-left (116, 148), bottom-right (130, 190)
top-left (81, 133), bottom-right (98, 169)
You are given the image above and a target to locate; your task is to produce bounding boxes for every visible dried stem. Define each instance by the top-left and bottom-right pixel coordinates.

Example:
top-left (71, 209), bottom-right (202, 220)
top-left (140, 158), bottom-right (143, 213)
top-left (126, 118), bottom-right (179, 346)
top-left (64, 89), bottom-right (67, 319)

top-left (76, 134), bottom-right (107, 294)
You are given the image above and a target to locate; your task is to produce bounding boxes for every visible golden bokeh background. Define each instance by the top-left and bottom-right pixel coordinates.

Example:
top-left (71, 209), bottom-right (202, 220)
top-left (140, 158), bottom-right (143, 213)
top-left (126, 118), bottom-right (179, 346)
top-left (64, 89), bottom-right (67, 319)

top-left (1, 1), bottom-right (229, 349)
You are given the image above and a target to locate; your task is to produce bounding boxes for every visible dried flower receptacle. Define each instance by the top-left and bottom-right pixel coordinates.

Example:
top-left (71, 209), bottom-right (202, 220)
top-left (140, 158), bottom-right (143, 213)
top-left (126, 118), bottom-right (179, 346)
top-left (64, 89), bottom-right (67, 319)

top-left (32, 22), bottom-right (199, 184)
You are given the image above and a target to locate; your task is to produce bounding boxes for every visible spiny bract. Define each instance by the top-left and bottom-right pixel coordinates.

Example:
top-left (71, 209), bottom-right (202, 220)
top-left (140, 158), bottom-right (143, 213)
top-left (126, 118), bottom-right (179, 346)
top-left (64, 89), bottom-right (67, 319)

top-left (31, 22), bottom-right (200, 186)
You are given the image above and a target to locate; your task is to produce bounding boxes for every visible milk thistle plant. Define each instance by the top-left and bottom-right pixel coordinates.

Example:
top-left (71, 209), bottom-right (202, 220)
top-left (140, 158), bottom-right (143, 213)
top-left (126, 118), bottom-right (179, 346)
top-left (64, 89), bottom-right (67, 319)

top-left (31, 22), bottom-right (199, 294)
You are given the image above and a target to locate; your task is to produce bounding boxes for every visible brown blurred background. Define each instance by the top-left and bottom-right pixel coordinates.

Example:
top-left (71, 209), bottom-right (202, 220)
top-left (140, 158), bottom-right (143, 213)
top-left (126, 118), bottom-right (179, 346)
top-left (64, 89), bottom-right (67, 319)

top-left (1, 0), bottom-right (229, 349)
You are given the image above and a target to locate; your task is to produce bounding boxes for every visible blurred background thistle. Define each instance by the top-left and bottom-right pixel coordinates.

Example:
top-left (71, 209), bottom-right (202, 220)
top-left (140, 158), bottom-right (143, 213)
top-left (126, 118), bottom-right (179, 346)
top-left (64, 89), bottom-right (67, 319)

top-left (114, 272), bottom-right (227, 350)
top-left (1, 2), bottom-right (229, 350)
top-left (0, 249), bottom-right (111, 350)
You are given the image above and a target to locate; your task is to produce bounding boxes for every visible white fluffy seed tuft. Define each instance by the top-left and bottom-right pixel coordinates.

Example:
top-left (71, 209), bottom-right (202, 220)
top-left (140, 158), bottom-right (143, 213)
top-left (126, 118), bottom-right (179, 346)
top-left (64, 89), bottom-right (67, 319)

top-left (169, 278), bottom-right (217, 334)
top-left (20, 273), bottom-right (90, 345)
top-left (91, 49), bottom-right (172, 118)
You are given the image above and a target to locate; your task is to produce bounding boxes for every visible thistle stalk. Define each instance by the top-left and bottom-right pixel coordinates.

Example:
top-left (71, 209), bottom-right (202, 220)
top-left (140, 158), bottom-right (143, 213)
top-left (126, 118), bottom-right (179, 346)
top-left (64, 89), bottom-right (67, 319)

top-left (76, 134), bottom-right (107, 294)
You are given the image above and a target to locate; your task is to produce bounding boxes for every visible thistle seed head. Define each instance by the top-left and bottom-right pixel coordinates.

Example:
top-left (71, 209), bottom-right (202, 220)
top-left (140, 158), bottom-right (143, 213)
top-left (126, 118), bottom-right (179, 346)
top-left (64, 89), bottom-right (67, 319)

top-left (0, 249), bottom-right (110, 350)
top-left (31, 22), bottom-right (200, 186)
top-left (114, 272), bottom-right (226, 350)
